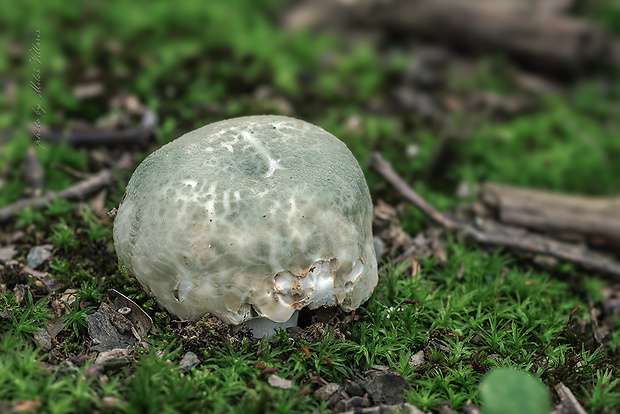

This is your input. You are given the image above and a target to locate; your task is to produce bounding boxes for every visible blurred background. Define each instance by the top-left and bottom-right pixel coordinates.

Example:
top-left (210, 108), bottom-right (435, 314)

top-left (1, 0), bottom-right (619, 232)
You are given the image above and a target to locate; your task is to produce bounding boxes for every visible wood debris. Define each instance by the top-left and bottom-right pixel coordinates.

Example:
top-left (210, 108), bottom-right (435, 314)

top-left (285, 0), bottom-right (616, 75)
top-left (0, 169), bottom-right (113, 222)
top-left (478, 182), bottom-right (620, 248)
top-left (369, 152), bottom-right (620, 279)
top-left (553, 382), bottom-right (588, 414)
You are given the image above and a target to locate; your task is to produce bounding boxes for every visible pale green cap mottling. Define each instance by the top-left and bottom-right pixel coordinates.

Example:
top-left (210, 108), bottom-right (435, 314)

top-left (113, 115), bottom-right (377, 324)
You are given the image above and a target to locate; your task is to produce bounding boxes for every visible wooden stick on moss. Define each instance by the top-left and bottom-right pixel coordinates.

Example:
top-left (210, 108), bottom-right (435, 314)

top-left (368, 152), bottom-right (620, 278)
top-left (368, 152), bottom-right (459, 231)
top-left (0, 169), bottom-right (113, 222)
top-left (479, 183), bottom-right (620, 249)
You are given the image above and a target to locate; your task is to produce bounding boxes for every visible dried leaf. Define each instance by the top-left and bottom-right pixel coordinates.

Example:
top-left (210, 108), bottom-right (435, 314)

top-left (87, 303), bottom-right (139, 352)
top-left (109, 289), bottom-right (152, 340)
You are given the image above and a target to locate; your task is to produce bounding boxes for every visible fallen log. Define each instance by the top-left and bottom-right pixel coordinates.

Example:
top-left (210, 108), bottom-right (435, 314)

top-left (286, 0), bottom-right (615, 75)
top-left (368, 152), bottom-right (620, 279)
top-left (479, 183), bottom-right (620, 249)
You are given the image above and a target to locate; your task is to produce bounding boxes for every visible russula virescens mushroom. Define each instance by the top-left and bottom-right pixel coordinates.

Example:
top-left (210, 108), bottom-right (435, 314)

top-left (113, 115), bottom-right (377, 336)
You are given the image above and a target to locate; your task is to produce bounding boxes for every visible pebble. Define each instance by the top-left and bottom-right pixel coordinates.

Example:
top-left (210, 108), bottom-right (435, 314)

top-left (0, 245), bottom-right (17, 263)
top-left (365, 371), bottom-right (410, 405)
top-left (314, 383), bottom-right (340, 402)
top-left (409, 350), bottom-right (425, 369)
top-left (349, 396), bottom-right (365, 407)
top-left (26, 244), bottom-right (53, 269)
top-left (345, 380), bottom-right (364, 397)
top-left (33, 330), bottom-right (52, 352)
top-left (178, 351), bottom-right (200, 372)
top-left (95, 348), bottom-right (130, 371)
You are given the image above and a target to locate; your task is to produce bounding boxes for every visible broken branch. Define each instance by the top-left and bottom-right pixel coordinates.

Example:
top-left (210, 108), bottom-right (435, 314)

top-left (368, 153), bottom-right (458, 230)
top-left (479, 183), bottom-right (620, 248)
top-left (0, 169), bottom-right (113, 222)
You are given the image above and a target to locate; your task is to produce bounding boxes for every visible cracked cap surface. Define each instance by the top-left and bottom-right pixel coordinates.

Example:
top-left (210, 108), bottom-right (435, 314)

top-left (113, 115), bottom-right (377, 324)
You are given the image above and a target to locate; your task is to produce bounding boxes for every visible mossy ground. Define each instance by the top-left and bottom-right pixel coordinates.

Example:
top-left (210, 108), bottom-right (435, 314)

top-left (1, 1), bottom-right (620, 413)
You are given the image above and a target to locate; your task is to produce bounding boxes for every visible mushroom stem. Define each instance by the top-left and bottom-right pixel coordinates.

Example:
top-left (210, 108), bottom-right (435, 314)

top-left (242, 311), bottom-right (299, 338)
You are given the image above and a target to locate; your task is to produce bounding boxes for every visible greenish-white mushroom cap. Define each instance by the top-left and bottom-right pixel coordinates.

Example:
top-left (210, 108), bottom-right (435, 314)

top-left (113, 115), bottom-right (377, 326)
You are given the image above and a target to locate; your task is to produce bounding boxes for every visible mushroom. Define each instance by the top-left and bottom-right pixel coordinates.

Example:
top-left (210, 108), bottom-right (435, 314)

top-left (113, 115), bottom-right (377, 336)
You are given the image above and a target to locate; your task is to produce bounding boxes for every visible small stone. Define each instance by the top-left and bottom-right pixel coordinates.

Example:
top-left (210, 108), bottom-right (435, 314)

top-left (365, 371), bottom-right (410, 405)
top-left (373, 236), bottom-right (386, 262)
top-left (463, 400), bottom-right (481, 414)
top-left (328, 391), bottom-right (342, 407)
top-left (268, 374), bottom-right (293, 389)
top-left (95, 348), bottom-right (130, 371)
top-left (438, 402), bottom-right (457, 414)
top-left (344, 380), bottom-right (364, 397)
top-left (349, 396), bottom-right (364, 407)
top-left (33, 330), bottom-right (52, 352)
top-left (83, 363), bottom-right (104, 379)
top-left (26, 244), bottom-right (53, 269)
top-left (409, 350), bottom-right (425, 369)
top-left (488, 354), bottom-right (501, 363)
top-left (178, 351), bottom-right (200, 372)
top-left (402, 403), bottom-right (429, 414)
top-left (0, 245), bottom-right (17, 263)
top-left (533, 254), bottom-right (558, 269)
top-left (10, 231), bottom-right (25, 243)
top-left (314, 383), bottom-right (340, 402)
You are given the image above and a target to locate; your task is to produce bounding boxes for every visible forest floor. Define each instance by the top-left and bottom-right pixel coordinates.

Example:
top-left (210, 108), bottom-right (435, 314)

top-left (1, 1), bottom-right (620, 413)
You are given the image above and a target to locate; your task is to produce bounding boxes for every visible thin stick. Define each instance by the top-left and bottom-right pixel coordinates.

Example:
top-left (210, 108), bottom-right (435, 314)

top-left (0, 169), bottom-right (113, 222)
top-left (40, 128), bottom-right (150, 147)
top-left (368, 153), bottom-right (458, 230)
top-left (586, 292), bottom-right (606, 351)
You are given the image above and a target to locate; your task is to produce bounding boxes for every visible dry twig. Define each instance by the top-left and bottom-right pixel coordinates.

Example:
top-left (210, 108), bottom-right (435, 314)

top-left (554, 382), bottom-right (588, 414)
top-left (40, 127), bottom-right (151, 147)
top-left (586, 292), bottom-right (606, 352)
top-left (0, 169), bottom-right (113, 222)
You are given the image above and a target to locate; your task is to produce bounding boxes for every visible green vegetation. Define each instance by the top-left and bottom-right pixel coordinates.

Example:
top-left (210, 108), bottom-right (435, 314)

top-left (479, 368), bottom-right (551, 414)
top-left (1, 0), bottom-right (620, 413)
top-left (1, 246), bottom-right (618, 412)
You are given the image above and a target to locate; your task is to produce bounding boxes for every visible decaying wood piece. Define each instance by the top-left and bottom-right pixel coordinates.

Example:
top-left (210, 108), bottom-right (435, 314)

top-left (479, 183), bottom-right (620, 248)
top-left (553, 383), bottom-right (588, 414)
top-left (369, 153), bottom-right (458, 231)
top-left (39, 107), bottom-right (156, 147)
top-left (0, 169), bottom-right (113, 222)
top-left (368, 152), bottom-right (620, 278)
top-left (286, 0), bottom-right (615, 75)
top-left (40, 127), bottom-right (151, 147)
top-left (586, 292), bottom-right (606, 352)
